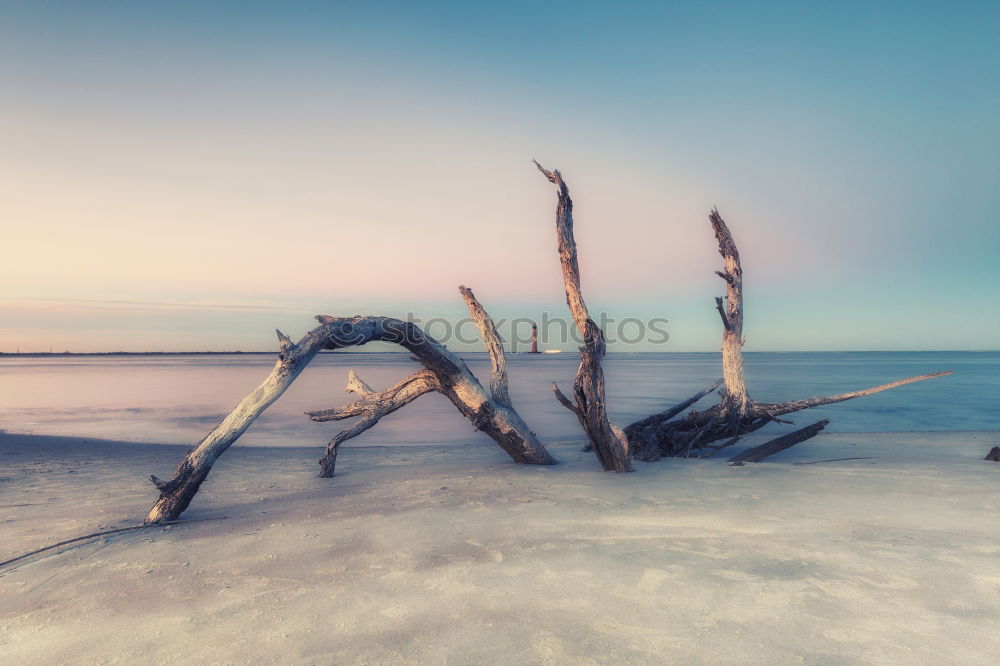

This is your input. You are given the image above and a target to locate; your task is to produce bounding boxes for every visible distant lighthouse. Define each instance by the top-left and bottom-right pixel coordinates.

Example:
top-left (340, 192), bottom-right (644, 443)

top-left (530, 324), bottom-right (539, 353)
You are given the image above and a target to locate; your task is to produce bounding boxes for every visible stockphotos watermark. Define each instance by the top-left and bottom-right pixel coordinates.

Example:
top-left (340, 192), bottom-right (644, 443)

top-left (405, 312), bottom-right (670, 350)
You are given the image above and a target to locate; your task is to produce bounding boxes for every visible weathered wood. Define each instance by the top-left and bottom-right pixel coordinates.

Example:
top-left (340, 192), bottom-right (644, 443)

top-left (794, 457), bottom-right (876, 465)
top-left (631, 206), bottom-right (952, 458)
top-left (754, 371), bottom-right (954, 418)
top-left (146, 310), bottom-right (554, 524)
top-left (623, 379), bottom-right (723, 440)
top-left (308, 369), bottom-right (441, 477)
top-left (459, 285), bottom-right (511, 408)
top-left (986, 446), bottom-right (1000, 462)
top-left (145, 324), bottom-right (338, 524)
top-left (306, 286), bottom-right (554, 477)
top-left (535, 160), bottom-right (632, 472)
top-left (696, 435), bottom-right (743, 459)
top-left (0, 517), bottom-right (226, 570)
top-left (551, 382), bottom-right (578, 414)
top-left (710, 209), bottom-right (749, 420)
top-left (728, 419), bottom-right (829, 464)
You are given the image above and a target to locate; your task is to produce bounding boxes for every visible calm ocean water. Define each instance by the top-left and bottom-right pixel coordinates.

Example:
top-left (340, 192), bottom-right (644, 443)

top-left (0, 352), bottom-right (996, 448)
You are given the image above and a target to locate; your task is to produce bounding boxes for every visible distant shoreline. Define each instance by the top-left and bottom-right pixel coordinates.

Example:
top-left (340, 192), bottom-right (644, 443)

top-left (1, 349), bottom-right (995, 357)
top-left (0, 350), bottom-right (410, 357)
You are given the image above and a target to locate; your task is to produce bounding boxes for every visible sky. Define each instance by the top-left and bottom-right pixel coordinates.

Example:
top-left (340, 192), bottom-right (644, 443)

top-left (1, 1), bottom-right (998, 352)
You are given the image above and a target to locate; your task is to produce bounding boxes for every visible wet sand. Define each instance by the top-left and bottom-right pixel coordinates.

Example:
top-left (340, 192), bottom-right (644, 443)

top-left (2, 430), bottom-right (999, 664)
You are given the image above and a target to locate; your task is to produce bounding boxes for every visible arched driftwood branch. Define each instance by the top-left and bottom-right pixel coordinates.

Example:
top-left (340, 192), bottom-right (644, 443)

top-left (535, 160), bottom-right (632, 472)
top-left (305, 285), bottom-right (554, 477)
top-left (146, 297), bottom-right (554, 524)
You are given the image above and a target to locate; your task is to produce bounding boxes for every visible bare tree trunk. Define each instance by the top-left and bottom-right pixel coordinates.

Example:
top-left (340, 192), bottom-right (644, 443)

top-left (711, 209), bottom-right (749, 420)
top-left (632, 208), bottom-right (952, 458)
top-left (535, 161), bottom-right (632, 472)
top-left (146, 306), bottom-right (554, 524)
top-left (729, 419), bottom-right (829, 464)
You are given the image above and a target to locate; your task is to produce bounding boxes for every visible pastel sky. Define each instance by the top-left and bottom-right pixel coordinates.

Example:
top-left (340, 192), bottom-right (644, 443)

top-left (2, 1), bottom-right (998, 352)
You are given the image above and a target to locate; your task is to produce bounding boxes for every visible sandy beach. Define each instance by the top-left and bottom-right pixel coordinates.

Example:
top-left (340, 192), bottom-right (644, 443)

top-left (2, 430), bottom-right (998, 664)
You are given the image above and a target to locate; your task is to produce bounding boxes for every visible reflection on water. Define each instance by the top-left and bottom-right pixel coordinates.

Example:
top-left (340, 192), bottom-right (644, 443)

top-left (0, 352), bottom-right (995, 447)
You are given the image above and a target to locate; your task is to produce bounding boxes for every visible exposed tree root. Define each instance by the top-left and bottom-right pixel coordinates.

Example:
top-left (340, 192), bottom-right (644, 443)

top-left (619, 208), bottom-right (951, 462)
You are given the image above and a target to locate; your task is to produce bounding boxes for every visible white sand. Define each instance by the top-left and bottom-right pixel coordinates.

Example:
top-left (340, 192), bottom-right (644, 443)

top-left (2, 431), bottom-right (999, 664)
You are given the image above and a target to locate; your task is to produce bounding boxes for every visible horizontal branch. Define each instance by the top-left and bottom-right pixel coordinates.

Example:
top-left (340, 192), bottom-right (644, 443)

top-left (754, 371), bottom-right (953, 418)
top-left (729, 419), bottom-right (829, 464)
top-left (306, 369), bottom-right (440, 422)
top-left (309, 369), bottom-right (442, 477)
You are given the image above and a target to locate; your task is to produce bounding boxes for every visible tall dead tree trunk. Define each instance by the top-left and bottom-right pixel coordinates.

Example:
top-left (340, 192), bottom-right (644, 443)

top-left (535, 160), bottom-right (632, 472)
top-left (146, 296), bottom-right (554, 524)
top-left (712, 208), bottom-right (750, 422)
top-left (624, 207), bottom-right (952, 460)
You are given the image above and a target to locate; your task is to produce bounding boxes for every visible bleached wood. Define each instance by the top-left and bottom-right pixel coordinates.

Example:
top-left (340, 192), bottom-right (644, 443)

top-left (459, 285), bottom-right (511, 409)
top-left (728, 419), bottom-right (829, 464)
top-left (535, 161), bottom-right (632, 472)
top-left (308, 369), bottom-right (441, 477)
top-left (146, 312), bottom-right (554, 523)
top-left (710, 209), bottom-right (749, 417)
top-left (633, 208), bottom-right (952, 458)
top-left (755, 371), bottom-right (954, 417)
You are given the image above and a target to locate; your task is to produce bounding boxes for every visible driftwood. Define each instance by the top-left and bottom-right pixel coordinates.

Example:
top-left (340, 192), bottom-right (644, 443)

top-left (145, 295), bottom-right (554, 524)
top-left (305, 286), bottom-right (554, 477)
top-left (136, 161), bottom-right (958, 527)
top-left (307, 369), bottom-right (441, 477)
top-left (0, 516), bottom-right (226, 570)
top-left (794, 457), bottom-right (876, 465)
top-left (535, 161), bottom-right (632, 472)
top-left (728, 419), bottom-right (829, 464)
top-left (530, 176), bottom-right (949, 465)
top-left (621, 208), bottom-right (952, 460)
top-left (986, 447), bottom-right (1000, 462)
top-left (624, 380), bottom-right (724, 461)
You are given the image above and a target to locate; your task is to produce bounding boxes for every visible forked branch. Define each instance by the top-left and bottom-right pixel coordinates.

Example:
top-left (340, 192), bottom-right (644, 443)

top-left (307, 369), bottom-right (442, 477)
